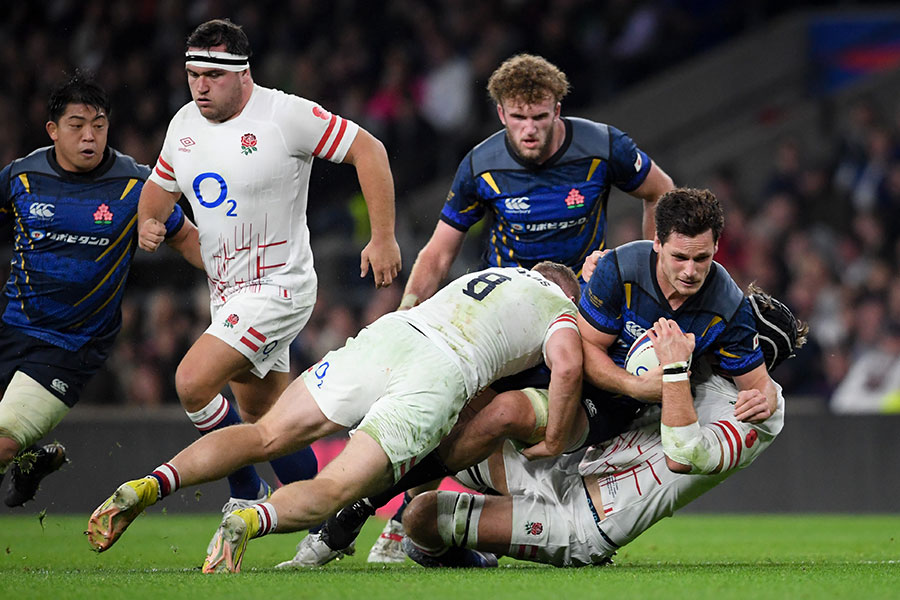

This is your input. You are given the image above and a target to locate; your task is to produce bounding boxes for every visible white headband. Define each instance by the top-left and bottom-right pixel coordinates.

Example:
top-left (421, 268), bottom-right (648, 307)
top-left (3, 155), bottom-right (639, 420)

top-left (185, 49), bottom-right (249, 72)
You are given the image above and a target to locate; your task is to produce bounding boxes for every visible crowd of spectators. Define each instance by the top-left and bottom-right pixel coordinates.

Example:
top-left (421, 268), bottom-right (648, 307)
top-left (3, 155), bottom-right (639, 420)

top-left (1, 1), bottom-right (897, 412)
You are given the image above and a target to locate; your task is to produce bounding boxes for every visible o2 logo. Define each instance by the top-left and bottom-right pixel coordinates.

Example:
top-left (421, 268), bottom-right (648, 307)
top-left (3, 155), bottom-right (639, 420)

top-left (192, 172), bottom-right (238, 217)
top-left (313, 361), bottom-right (329, 389)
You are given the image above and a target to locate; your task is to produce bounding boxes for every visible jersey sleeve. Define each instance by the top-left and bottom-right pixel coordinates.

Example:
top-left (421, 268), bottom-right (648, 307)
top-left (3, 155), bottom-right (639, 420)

top-left (163, 201), bottom-right (186, 238)
top-left (674, 372), bottom-right (784, 474)
top-left (439, 152), bottom-right (486, 232)
top-left (711, 299), bottom-right (766, 375)
top-left (577, 250), bottom-right (624, 335)
top-left (148, 117), bottom-right (182, 193)
top-left (541, 310), bottom-right (579, 359)
top-left (606, 125), bottom-right (651, 193)
top-left (278, 95), bottom-right (360, 163)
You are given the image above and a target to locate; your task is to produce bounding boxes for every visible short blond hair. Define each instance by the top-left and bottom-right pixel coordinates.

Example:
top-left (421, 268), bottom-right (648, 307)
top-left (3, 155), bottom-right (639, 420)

top-left (487, 54), bottom-right (570, 106)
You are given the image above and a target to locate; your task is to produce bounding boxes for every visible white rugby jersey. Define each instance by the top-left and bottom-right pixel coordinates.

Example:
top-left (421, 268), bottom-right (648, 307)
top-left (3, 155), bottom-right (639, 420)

top-left (149, 85), bottom-right (359, 303)
top-left (579, 363), bottom-right (784, 547)
top-left (388, 267), bottom-right (578, 397)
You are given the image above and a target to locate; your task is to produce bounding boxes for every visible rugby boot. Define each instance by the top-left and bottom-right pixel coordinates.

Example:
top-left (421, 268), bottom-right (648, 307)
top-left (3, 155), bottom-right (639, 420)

top-left (86, 477), bottom-right (159, 552)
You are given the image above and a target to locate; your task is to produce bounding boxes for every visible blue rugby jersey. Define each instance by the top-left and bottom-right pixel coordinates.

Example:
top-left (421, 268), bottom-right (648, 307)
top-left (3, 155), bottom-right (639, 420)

top-left (579, 240), bottom-right (764, 376)
top-left (440, 118), bottom-right (652, 275)
top-left (0, 147), bottom-right (185, 351)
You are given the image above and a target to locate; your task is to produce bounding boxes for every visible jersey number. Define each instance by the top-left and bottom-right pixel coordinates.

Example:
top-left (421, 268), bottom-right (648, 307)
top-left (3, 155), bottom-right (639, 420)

top-left (462, 273), bottom-right (511, 301)
top-left (193, 172), bottom-right (238, 217)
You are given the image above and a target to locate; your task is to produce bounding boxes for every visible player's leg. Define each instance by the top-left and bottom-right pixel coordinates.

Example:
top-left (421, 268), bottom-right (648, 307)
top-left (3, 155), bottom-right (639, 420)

top-left (365, 388), bottom-right (535, 562)
top-left (175, 334), bottom-right (272, 502)
top-left (401, 490), bottom-right (505, 567)
top-left (230, 367), bottom-right (318, 488)
top-left (87, 374), bottom-right (343, 552)
top-left (203, 429), bottom-right (394, 573)
top-left (0, 372), bottom-right (70, 507)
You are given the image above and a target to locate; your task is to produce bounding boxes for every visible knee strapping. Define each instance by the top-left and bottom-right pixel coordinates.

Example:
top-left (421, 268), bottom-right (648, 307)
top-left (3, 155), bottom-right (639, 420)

top-left (0, 372), bottom-right (69, 449)
top-left (435, 491), bottom-right (484, 548)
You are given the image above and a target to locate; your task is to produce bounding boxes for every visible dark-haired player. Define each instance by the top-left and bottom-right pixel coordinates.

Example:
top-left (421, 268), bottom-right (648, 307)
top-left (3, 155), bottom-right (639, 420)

top-left (0, 73), bottom-right (199, 507)
top-left (402, 289), bottom-right (806, 568)
top-left (133, 18), bottom-right (401, 531)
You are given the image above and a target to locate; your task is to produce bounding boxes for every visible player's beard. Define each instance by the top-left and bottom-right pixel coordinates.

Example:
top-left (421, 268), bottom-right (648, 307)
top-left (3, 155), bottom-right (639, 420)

top-left (509, 129), bottom-right (554, 166)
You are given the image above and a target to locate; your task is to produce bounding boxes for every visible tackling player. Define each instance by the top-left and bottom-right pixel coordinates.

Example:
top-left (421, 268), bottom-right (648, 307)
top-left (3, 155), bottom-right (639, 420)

top-left (0, 73), bottom-right (198, 506)
top-left (401, 288), bottom-right (806, 567)
top-left (133, 18), bottom-right (402, 528)
top-left (294, 52), bottom-right (675, 567)
top-left (86, 262), bottom-right (584, 574)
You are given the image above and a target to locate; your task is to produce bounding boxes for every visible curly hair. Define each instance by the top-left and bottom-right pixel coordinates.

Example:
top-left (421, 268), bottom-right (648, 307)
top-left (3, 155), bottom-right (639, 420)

top-left (655, 188), bottom-right (725, 244)
top-left (487, 54), bottom-right (570, 106)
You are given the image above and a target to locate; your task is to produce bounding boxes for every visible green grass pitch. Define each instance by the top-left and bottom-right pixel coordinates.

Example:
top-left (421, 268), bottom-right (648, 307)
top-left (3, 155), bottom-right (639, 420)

top-left (2, 512), bottom-right (898, 600)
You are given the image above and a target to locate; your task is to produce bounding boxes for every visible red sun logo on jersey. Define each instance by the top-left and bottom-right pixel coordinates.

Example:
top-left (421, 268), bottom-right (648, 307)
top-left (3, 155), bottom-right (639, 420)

top-left (312, 106), bottom-right (332, 121)
top-left (240, 133), bottom-right (258, 155)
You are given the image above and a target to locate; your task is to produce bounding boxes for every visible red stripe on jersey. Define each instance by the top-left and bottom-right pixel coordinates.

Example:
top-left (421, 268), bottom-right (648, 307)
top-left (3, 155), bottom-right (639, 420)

top-left (154, 166), bottom-right (175, 181)
top-left (158, 156), bottom-right (173, 171)
top-left (719, 420), bottom-right (743, 467)
top-left (711, 422), bottom-right (736, 470)
top-left (240, 336), bottom-right (260, 352)
top-left (323, 117), bottom-right (348, 160)
top-left (313, 115), bottom-right (337, 157)
top-left (553, 314), bottom-right (577, 327)
top-left (247, 327), bottom-right (267, 343)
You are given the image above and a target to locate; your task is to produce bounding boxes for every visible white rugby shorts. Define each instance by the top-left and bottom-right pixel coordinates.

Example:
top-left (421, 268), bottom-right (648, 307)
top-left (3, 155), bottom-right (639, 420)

top-left (500, 442), bottom-right (617, 566)
top-left (301, 315), bottom-right (468, 483)
top-left (207, 286), bottom-right (313, 378)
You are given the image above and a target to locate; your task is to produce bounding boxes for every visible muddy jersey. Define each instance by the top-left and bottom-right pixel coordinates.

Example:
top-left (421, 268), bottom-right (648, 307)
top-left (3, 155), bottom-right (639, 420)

top-left (388, 267), bottom-right (578, 397)
top-left (149, 84), bottom-right (359, 304)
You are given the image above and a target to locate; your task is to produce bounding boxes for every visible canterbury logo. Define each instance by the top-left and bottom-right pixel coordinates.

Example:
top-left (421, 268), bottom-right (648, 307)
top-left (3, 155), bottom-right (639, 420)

top-left (51, 378), bottom-right (69, 394)
top-left (29, 203), bottom-right (55, 219)
top-left (624, 320), bottom-right (647, 340)
top-left (505, 197), bottom-right (530, 212)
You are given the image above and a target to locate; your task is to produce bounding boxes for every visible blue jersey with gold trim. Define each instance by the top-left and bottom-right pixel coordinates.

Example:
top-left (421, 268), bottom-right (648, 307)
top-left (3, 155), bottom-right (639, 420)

top-left (441, 118), bottom-right (651, 274)
top-left (0, 147), bottom-right (185, 351)
top-left (579, 240), bottom-right (763, 376)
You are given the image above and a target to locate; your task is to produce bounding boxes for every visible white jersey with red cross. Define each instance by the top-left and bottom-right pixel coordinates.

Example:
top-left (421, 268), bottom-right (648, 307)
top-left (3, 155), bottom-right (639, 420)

top-left (149, 84), bottom-right (359, 304)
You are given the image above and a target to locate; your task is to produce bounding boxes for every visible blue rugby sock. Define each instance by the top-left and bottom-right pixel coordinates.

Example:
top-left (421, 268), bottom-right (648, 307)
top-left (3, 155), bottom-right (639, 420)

top-left (269, 446), bottom-right (318, 484)
top-left (186, 394), bottom-right (266, 500)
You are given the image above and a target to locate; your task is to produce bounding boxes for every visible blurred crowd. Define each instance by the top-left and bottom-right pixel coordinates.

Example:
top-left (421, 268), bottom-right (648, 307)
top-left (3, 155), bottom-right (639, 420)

top-left (1, 0), bottom-right (897, 413)
top-left (705, 95), bottom-right (900, 414)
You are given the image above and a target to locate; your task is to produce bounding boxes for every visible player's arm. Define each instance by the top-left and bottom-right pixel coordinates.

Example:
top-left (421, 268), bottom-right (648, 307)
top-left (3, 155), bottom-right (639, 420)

top-left (731, 364), bottom-right (777, 423)
top-left (648, 317), bottom-right (722, 474)
top-left (164, 216), bottom-right (203, 270)
top-left (577, 312), bottom-right (662, 403)
top-left (137, 180), bottom-right (180, 253)
top-left (342, 127), bottom-right (402, 289)
top-left (628, 161), bottom-right (674, 241)
top-left (521, 326), bottom-right (583, 460)
top-left (400, 221), bottom-right (466, 309)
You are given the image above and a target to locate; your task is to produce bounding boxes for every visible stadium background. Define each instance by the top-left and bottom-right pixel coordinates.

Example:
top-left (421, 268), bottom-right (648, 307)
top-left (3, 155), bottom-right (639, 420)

top-left (1, 1), bottom-right (899, 514)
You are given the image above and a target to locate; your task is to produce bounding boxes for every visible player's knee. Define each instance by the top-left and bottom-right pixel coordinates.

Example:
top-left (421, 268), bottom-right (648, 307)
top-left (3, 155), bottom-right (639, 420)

top-left (174, 362), bottom-right (212, 411)
top-left (483, 393), bottom-right (531, 437)
top-left (402, 490), bottom-right (439, 541)
top-left (0, 436), bottom-right (21, 466)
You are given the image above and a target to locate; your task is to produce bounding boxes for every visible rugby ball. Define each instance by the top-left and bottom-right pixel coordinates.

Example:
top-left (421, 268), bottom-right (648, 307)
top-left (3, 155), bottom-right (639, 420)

top-left (624, 331), bottom-right (658, 376)
top-left (624, 330), bottom-right (692, 376)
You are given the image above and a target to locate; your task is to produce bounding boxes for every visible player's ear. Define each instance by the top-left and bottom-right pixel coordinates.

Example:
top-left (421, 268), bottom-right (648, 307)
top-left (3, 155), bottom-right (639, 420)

top-left (496, 104), bottom-right (506, 125)
top-left (46, 121), bottom-right (58, 141)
